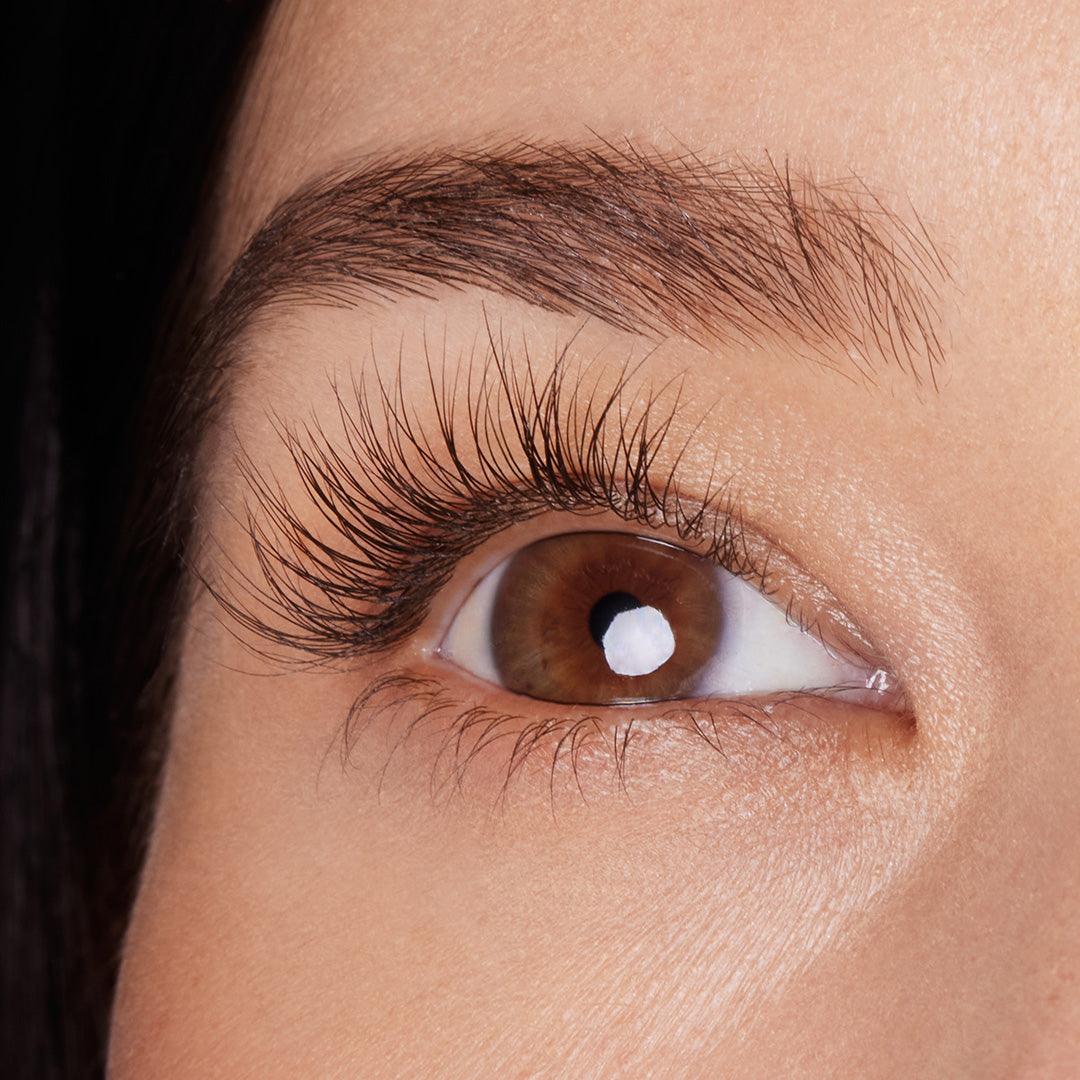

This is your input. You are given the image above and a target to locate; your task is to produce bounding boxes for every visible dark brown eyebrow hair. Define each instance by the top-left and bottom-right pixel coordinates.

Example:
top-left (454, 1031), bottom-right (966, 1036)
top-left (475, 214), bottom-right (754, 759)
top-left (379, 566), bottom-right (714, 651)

top-left (191, 142), bottom-right (949, 393)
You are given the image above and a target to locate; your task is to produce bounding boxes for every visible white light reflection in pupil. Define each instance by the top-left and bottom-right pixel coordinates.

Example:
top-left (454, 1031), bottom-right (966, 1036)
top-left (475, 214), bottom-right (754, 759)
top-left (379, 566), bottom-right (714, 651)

top-left (588, 592), bottom-right (676, 677)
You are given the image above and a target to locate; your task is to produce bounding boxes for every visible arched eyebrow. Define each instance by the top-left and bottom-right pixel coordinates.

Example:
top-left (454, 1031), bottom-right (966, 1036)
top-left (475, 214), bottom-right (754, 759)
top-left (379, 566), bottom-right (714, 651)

top-left (195, 142), bottom-right (949, 387)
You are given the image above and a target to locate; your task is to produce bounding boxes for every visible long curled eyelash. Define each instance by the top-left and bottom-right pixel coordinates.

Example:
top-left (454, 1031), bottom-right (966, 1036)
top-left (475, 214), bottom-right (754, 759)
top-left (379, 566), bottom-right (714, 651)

top-left (208, 322), bottom-right (754, 661)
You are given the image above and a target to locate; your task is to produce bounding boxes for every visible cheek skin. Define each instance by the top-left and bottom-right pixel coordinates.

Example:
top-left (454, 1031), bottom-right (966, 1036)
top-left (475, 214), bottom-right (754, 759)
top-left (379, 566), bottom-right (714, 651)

top-left (110, 615), bottom-right (931, 1079)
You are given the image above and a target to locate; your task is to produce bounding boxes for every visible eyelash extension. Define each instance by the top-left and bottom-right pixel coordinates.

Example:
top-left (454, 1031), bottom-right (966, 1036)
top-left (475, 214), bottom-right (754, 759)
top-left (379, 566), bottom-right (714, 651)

top-left (208, 320), bottom-right (756, 662)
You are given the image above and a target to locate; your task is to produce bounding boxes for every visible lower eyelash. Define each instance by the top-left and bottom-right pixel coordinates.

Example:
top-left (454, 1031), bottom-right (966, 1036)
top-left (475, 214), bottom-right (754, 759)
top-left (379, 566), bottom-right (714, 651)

top-left (334, 670), bottom-right (892, 807)
top-left (339, 671), bottom-right (608, 803)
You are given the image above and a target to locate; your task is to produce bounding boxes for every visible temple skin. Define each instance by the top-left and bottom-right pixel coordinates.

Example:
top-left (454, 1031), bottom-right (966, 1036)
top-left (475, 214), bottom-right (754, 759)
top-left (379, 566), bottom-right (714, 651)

top-left (110, 1), bottom-right (1080, 1077)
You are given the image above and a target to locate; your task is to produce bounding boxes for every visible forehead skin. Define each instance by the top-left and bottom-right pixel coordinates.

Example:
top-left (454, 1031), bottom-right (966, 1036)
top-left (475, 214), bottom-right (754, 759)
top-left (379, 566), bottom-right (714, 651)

top-left (111, 1), bottom-right (1080, 1077)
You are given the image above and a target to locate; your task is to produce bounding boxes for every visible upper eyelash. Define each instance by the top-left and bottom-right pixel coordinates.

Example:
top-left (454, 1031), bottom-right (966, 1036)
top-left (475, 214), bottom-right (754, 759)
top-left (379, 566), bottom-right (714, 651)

top-left (206, 319), bottom-right (754, 661)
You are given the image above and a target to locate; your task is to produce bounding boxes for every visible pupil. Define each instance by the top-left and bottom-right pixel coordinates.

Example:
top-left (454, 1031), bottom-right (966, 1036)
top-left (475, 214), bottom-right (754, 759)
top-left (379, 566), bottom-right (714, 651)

top-left (589, 592), bottom-right (643, 645)
top-left (588, 591), bottom-right (676, 678)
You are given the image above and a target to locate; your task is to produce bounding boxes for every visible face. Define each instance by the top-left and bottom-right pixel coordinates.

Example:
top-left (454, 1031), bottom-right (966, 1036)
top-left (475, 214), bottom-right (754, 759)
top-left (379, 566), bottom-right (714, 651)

top-left (109, 1), bottom-right (1080, 1075)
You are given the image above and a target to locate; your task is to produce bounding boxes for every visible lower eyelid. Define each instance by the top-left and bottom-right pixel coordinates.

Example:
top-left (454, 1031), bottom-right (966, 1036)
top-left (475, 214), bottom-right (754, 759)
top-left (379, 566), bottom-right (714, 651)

top-left (339, 667), bottom-right (915, 805)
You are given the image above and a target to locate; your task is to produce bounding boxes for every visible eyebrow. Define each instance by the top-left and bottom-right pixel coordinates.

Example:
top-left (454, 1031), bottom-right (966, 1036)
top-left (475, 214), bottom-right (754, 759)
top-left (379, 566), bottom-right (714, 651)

top-left (189, 142), bottom-right (950, 408)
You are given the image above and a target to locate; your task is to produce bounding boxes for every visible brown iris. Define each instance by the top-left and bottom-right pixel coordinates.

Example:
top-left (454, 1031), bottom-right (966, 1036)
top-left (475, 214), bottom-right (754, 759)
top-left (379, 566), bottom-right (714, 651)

top-left (491, 532), bottom-right (724, 704)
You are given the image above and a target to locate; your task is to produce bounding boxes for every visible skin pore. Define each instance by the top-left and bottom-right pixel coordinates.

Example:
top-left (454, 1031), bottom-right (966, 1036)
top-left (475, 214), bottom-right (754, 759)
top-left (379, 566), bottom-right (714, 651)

top-left (110, 1), bottom-right (1080, 1077)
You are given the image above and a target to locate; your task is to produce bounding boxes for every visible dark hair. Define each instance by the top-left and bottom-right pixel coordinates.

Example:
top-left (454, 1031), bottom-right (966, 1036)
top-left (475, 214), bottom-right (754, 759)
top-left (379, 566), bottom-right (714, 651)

top-left (3, 2), bottom-right (270, 1075)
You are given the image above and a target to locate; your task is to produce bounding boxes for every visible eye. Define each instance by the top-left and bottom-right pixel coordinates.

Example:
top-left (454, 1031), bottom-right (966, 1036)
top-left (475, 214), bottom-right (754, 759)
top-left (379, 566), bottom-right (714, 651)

top-left (439, 531), bottom-right (884, 706)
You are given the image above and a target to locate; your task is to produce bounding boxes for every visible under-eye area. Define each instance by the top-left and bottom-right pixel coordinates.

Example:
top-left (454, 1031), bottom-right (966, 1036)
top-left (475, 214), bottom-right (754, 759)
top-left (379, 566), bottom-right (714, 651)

top-left (335, 670), bottom-right (914, 807)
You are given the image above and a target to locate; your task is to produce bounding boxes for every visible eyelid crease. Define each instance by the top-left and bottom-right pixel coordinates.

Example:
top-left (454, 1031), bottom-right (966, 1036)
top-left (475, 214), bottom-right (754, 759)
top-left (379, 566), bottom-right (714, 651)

top-left (202, 325), bottom-right (761, 663)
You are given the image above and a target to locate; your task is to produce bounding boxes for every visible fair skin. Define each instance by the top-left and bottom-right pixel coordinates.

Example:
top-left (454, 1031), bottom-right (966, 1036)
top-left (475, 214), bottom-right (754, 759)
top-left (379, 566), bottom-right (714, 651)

top-left (110, 1), bottom-right (1080, 1076)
